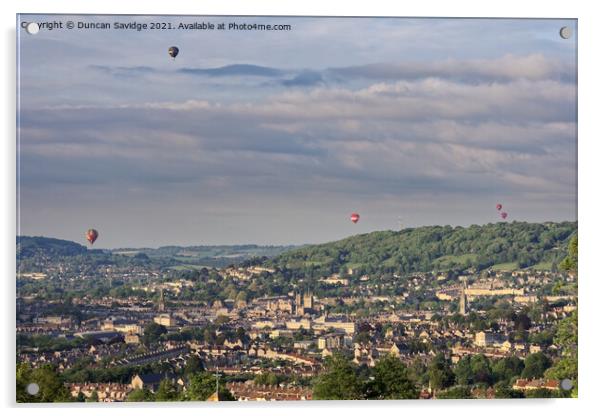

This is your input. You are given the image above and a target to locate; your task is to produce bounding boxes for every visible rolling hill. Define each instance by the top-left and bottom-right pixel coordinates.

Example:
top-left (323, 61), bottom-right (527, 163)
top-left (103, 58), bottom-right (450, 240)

top-left (16, 236), bottom-right (88, 258)
top-left (267, 221), bottom-right (577, 275)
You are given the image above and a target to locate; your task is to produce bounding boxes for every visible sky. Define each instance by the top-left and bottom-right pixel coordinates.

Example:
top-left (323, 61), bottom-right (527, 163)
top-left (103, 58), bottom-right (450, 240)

top-left (17, 15), bottom-right (577, 248)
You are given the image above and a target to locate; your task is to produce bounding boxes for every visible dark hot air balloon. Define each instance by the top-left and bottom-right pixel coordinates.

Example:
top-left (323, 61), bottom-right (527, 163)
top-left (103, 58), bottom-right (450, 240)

top-left (168, 46), bottom-right (179, 59)
top-left (500, 212), bottom-right (508, 220)
top-left (86, 229), bottom-right (99, 245)
top-left (496, 203), bottom-right (502, 211)
top-left (350, 213), bottom-right (360, 223)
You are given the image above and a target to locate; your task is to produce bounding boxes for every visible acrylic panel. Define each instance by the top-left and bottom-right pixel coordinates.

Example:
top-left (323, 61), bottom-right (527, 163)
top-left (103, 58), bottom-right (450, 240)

top-left (16, 14), bottom-right (577, 403)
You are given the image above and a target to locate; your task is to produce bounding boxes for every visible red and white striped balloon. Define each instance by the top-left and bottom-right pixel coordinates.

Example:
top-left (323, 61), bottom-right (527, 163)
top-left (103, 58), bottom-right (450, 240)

top-left (350, 213), bottom-right (360, 223)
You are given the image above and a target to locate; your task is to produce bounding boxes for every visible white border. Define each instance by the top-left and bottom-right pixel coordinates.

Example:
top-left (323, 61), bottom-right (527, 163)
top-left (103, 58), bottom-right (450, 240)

top-left (2, 1), bottom-right (601, 416)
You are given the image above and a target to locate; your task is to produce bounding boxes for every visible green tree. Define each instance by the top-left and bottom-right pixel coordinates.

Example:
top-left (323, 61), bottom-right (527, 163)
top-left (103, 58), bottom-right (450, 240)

top-left (142, 322), bottom-right (167, 346)
top-left (454, 356), bottom-right (474, 386)
top-left (545, 235), bottom-right (579, 397)
top-left (408, 357), bottom-right (429, 386)
top-left (184, 354), bottom-right (204, 376)
top-left (367, 354), bottom-right (418, 399)
top-left (155, 379), bottom-right (179, 401)
top-left (492, 356), bottom-right (524, 385)
top-left (494, 385), bottom-right (525, 398)
top-left (127, 388), bottom-right (155, 402)
top-left (524, 388), bottom-right (558, 398)
top-left (470, 354), bottom-right (493, 386)
top-left (312, 354), bottom-right (364, 400)
top-left (254, 373), bottom-right (279, 386)
top-left (236, 327), bottom-right (250, 343)
top-left (16, 363), bottom-right (34, 403)
top-left (545, 310), bottom-right (578, 397)
top-left (427, 353), bottom-right (455, 392)
top-left (16, 363), bottom-right (72, 403)
top-left (203, 327), bottom-right (216, 344)
top-left (521, 352), bottom-right (552, 379)
top-left (185, 372), bottom-right (235, 401)
top-left (559, 235), bottom-right (577, 272)
top-left (437, 386), bottom-right (473, 399)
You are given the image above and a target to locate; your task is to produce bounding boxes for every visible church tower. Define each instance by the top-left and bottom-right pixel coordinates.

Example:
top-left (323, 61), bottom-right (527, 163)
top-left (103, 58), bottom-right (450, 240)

top-left (295, 292), bottom-right (303, 316)
top-left (303, 290), bottom-right (314, 311)
top-left (459, 281), bottom-right (468, 316)
top-left (157, 288), bottom-right (166, 312)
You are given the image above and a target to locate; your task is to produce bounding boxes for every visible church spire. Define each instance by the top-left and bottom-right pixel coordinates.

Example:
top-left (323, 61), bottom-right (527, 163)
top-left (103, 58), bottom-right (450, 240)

top-left (157, 288), bottom-right (165, 312)
top-left (206, 367), bottom-right (222, 401)
top-left (459, 279), bottom-right (468, 316)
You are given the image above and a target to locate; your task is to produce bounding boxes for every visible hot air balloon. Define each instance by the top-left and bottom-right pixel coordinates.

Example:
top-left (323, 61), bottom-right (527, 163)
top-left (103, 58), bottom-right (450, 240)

top-left (500, 212), bottom-right (508, 220)
top-left (86, 229), bottom-right (99, 245)
top-left (168, 46), bottom-right (179, 59)
top-left (496, 203), bottom-right (502, 211)
top-left (350, 213), bottom-right (360, 224)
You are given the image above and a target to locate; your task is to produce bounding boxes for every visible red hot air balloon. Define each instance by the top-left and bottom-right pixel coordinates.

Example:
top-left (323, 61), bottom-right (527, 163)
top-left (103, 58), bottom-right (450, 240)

top-left (496, 203), bottom-right (502, 211)
top-left (86, 229), bottom-right (99, 245)
top-left (500, 212), bottom-right (508, 220)
top-left (350, 213), bottom-right (360, 224)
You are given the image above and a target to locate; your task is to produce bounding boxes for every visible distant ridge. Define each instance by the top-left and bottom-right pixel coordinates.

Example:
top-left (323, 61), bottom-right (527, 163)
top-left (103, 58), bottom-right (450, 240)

top-left (267, 221), bottom-right (577, 275)
top-left (16, 236), bottom-right (87, 258)
top-left (15, 236), bottom-right (296, 267)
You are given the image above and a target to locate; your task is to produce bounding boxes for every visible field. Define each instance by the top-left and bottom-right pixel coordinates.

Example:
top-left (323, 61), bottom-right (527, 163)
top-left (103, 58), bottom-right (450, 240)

top-left (531, 261), bottom-right (554, 270)
top-left (432, 254), bottom-right (478, 269)
top-left (491, 262), bottom-right (519, 271)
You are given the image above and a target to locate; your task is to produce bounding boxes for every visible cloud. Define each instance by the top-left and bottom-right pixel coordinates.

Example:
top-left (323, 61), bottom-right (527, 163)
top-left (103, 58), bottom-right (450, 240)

top-left (19, 68), bottom-right (576, 207)
top-left (227, 78), bottom-right (575, 125)
top-left (328, 54), bottom-right (574, 83)
top-left (89, 65), bottom-right (156, 78)
top-left (178, 64), bottom-right (284, 77)
top-left (85, 53), bottom-right (573, 95)
top-left (281, 70), bottom-right (324, 87)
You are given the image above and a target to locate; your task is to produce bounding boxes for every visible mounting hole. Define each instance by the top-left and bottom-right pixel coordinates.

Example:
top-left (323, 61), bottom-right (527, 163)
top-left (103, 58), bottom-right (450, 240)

top-left (559, 26), bottom-right (572, 39)
top-left (26, 382), bottom-right (40, 395)
top-left (25, 22), bottom-right (40, 35)
top-left (560, 379), bottom-right (574, 391)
